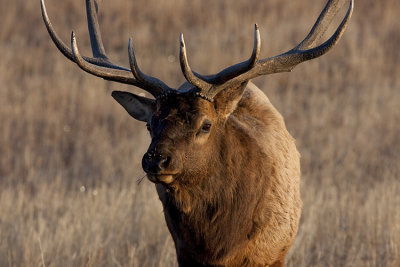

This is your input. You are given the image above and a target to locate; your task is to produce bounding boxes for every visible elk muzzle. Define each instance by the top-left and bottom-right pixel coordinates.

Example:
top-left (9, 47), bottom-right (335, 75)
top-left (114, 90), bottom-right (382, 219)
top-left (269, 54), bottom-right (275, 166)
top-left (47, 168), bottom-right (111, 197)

top-left (142, 151), bottom-right (176, 184)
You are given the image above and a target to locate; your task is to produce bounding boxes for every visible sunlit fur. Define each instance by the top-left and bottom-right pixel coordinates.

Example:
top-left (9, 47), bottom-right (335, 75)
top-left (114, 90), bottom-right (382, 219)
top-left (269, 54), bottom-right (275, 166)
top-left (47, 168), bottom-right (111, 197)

top-left (147, 82), bottom-right (301, 267)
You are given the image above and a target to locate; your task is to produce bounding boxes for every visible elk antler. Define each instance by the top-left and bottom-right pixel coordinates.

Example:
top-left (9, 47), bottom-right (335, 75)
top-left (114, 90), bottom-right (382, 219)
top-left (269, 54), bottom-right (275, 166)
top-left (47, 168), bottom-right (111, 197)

top-left (181, 0), bottom-right (353, 99)
top-left (42, 0), bottom-right (353, 102)
top-left (40, 0), bottom-right (172, 97)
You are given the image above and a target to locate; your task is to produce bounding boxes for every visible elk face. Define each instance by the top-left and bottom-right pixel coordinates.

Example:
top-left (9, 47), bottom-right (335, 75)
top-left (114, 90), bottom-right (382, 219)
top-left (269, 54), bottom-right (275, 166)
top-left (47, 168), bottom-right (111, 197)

top-left (112, 90), bottom-right (222, 185)
top-left (146, 94), bottom-right (220, 184)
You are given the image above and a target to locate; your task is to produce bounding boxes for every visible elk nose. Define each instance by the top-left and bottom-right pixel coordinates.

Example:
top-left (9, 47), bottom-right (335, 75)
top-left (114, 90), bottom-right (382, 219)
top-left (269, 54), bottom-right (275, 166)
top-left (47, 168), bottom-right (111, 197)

top-left (142, 152), bottom-right (171, 174)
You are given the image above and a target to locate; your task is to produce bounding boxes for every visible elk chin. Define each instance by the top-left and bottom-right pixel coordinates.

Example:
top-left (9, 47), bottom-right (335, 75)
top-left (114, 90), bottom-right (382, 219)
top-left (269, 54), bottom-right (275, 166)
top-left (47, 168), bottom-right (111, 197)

top-left (147, 173), bottom-right (175, 184)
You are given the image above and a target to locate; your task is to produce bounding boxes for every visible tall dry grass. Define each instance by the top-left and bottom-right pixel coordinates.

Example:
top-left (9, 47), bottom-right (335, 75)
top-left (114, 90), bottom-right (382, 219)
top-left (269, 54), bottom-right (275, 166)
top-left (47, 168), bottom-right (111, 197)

top-left (0, 0), bottom-right (399, 266)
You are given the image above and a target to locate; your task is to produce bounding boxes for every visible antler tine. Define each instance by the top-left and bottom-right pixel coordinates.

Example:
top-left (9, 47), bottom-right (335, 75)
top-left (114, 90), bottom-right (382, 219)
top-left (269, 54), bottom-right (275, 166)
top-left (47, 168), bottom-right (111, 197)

top-left (128, 38), bottom-right (172, 96)
top-left (179, 34), bottom-right (212, 90)
top-left (86, 0), bottom-right (107, 59)
top-left (41, 0), bottom-right (129, 71)
top-left (250, 24), bottom-right (261, 67)
top-left (297, 0), bottom-right (347, 50)
top-left (70, 32), bottom-right (142, 86)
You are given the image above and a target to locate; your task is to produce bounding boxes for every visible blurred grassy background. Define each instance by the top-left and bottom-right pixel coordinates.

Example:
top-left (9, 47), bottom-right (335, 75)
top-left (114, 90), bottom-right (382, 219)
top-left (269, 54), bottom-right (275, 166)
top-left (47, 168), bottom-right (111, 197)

top-left (0, 0), bottom-right (399, 266)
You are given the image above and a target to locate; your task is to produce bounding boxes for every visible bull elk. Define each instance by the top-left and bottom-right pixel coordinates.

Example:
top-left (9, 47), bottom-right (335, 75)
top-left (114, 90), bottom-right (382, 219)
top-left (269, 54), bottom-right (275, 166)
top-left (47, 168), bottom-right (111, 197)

top-left (41, 0), bottom-right (353, 266)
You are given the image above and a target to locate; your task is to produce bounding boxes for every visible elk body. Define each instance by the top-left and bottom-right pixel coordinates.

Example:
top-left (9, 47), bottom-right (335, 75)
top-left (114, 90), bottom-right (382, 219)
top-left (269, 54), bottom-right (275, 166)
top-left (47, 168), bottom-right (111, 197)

top-left (41, 0), bottom-right (353, 266)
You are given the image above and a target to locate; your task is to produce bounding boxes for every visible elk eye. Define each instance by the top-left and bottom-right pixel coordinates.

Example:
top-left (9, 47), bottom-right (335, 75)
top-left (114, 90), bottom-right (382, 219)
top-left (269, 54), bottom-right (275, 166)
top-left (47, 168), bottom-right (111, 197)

top-left (200, 121), bottom-right (212, 133)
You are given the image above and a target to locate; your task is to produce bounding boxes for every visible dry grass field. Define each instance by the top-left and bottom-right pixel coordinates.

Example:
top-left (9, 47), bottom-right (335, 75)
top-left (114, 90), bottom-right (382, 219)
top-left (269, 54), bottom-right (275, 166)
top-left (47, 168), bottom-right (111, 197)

top-left (0, 0), bottom-right (399, 266)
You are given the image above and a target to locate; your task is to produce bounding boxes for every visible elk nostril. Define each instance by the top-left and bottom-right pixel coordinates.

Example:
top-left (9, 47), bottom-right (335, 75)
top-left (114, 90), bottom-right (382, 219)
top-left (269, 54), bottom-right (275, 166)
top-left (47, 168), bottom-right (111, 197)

top-left (159, 156), bottom-right (171, 169)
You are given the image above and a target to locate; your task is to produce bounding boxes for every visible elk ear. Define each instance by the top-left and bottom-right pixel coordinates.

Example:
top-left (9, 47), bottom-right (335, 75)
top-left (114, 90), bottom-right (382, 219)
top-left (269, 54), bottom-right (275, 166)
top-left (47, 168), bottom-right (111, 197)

top-left (111, 91), bottom-right (155, 122)
top-left (213, 81), bottom-right (248, 117)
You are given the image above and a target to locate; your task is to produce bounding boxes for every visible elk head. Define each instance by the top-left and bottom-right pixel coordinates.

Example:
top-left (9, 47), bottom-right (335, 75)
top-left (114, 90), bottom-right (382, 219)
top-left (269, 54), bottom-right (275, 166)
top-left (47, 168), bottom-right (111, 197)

top-left (40, 0), bottom-right (353, 187)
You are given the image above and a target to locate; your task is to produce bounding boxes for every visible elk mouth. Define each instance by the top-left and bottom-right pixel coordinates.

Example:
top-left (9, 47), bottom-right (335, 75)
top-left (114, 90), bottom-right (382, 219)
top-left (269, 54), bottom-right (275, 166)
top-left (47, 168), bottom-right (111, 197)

top-left (146, 173), bottom-right (177, 184)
